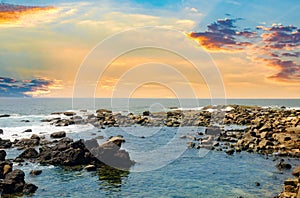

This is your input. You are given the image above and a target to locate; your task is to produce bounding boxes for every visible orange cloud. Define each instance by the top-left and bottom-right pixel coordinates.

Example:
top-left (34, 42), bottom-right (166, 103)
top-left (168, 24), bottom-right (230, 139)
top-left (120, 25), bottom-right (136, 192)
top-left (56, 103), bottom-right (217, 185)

top-left (0, 3), bottom-right (55, 24)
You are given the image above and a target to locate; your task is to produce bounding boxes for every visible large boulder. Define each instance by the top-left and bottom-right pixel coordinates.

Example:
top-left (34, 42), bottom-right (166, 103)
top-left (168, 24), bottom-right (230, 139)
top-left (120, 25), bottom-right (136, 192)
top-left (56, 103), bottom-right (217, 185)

top-left (0, 169), bottom-right (38, 195)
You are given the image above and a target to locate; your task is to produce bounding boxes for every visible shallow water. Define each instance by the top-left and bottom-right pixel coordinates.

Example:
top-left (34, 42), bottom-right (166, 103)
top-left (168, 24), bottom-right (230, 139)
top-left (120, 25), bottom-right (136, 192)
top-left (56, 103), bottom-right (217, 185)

top-left (1, 98), bottom-right (299, 197)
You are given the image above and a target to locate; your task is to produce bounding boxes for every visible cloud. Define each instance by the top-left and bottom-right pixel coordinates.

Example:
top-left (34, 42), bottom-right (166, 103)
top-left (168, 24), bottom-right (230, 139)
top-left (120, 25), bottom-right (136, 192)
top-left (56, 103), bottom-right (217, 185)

top-left (188, 18), bottom-right (256, 51)
top-left (0, 3), bottom-right (61, 28)
top-left (188, 18), bottom-right (300, 82)
top-left (0, 76), bottom-right (62, 97)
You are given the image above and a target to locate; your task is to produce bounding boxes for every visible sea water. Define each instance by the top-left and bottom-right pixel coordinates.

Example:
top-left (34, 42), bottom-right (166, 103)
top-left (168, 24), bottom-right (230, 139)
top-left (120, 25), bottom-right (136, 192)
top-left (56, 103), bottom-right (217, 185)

top-left (0, 98), bottom-right (299, 197)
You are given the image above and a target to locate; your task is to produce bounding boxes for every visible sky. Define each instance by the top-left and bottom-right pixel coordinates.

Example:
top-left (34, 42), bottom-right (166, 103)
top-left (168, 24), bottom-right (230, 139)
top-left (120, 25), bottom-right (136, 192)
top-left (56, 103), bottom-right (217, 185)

top-left (0, 0), bottom-right (299, 98)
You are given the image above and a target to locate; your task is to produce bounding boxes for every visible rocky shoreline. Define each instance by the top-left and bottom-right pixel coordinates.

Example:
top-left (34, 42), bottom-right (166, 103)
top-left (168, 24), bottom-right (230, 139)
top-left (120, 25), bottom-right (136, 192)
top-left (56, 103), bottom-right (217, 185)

top-left (0, 104), bottom-right (299, 197)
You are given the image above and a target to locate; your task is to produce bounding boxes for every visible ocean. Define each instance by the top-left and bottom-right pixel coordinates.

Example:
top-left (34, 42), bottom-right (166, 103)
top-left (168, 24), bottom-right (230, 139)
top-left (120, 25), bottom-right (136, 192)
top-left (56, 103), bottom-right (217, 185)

top-left (0, 98), bottom-right (299, 197)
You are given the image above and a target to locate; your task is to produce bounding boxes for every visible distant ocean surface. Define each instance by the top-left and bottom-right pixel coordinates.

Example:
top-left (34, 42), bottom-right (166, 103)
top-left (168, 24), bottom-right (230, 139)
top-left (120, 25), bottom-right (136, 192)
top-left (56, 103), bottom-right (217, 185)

top-left (0, 98), bottom-right (299, 115)
top-left (0, 98), bottom-right (299, 197)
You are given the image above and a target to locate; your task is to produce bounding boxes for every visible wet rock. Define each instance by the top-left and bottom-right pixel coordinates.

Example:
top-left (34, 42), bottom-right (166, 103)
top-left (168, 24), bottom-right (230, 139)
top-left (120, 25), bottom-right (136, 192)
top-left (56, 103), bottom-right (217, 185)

top-left (18, 148), bottom-right (39, 159)
top-left (255, 182), bottom-right (260, 186)
top-left (0, 149), bottom-right (6, 161)
top-left (29, 170), bottom-right (42, 176)
top-left (21, 120), bottom-right (30, 123)
top-left (50, 131), bottom-right (66, 139)
top-left (0, 114), bottom-right (10, 118)
top-left (0, 169), bottom-right (38, 195)
top-left (0, 129), bottom-right (3, 134)
top-left (23, 183), bottom-right (38, 195)
top-left (23, 129), bottom-right (32, 133)
top-left (0, 138), bottom-right (12, 149)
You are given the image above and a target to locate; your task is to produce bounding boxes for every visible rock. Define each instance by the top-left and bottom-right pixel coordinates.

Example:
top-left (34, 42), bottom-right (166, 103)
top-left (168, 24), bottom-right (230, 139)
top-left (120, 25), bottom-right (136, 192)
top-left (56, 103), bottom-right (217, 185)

top-left (0, 114), bottom-right (10, 118)
top-left (23, 129), bottom-right (32, 133)
top-left (15, 138), bottom-right (39, 148)
top-left (292, 166), bottom-right (300, 177)
top-left (63, 112), bottom-right (76, 116)
top-left (21, 120), bottom-right (30, 123)
top-left (143, 111), bottom-right (150, 116)
top-left (187, 142), bottom-right (195, 148)
top-left (0, 150), bottom-right (6, 161)
top-left (276, 160), bottom-right (292, 170)
top-left (23, 183), bottom-right (38, 195)
top-left (30, 134), bottom-right (40, 140)
top-left (0, 138), bottom-right (12, 149)
top-left (255, 182), bottom-right (260, 186)
top-left (18, 148), bottom-right (39, 159)
top-left (96, 109), bottom-right (112, 114)
top-left (0, 169), bottom-right (37, 195)
top-left (50, 131), bottom-right (66, 139)
top-left (29, 170), bottom-right (42, 176)
top-left (226, 149), bottom-right (234, 155)
top-left (84, 165), bottom-right (96, 171)
top-left (0, 129), bottom-right (3, 134)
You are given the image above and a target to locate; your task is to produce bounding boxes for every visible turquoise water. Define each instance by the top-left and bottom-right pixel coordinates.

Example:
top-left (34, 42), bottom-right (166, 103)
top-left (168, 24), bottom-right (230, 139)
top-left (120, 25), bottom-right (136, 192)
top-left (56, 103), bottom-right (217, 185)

top-left (1, 98), bottom-right (300, 197)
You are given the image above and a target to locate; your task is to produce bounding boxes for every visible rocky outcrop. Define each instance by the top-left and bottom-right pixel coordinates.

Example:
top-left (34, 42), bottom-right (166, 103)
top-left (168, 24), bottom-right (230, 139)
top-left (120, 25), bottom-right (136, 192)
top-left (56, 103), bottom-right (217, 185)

top-left (0, 169), bottom-right (38, 195)
top-left (34, 137), bottom-right (133, 170)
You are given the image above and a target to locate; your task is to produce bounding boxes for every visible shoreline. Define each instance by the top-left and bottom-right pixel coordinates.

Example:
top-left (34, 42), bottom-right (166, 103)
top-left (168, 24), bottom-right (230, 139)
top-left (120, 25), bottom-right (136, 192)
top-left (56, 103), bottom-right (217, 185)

top-left (0, 104), bottom-right (299, 197)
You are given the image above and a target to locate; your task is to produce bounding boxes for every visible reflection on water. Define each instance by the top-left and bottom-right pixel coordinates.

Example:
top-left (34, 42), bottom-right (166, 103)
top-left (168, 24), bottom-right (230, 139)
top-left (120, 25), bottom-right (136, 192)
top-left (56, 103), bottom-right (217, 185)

top-left (97, 165), bottom-right (129, 193)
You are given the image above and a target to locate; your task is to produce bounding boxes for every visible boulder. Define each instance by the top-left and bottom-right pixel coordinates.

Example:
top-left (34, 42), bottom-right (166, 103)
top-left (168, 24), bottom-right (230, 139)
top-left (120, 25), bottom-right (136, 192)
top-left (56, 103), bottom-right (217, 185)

top-left (50, 131), bottom-right (66, 139)
top-left (0, 169), bottom-right (38, 195)
top-left (0, 138), bottom-right (12, 149)
top-left (0, 114), bottom-right (10, 118)
top-left (23, 129), bottom-right (32, 133)
top-left (18, 148), bottom-right (39, 159)
top-left (0, 129), bottom-right (3, 134)
top-left (0, 149), bottom-right (6, 161)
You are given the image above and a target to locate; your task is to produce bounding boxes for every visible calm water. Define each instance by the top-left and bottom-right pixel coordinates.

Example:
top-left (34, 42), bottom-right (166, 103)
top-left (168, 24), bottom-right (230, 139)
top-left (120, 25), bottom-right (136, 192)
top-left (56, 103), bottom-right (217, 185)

top-left (0, 98), bottom-right (300, 197)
